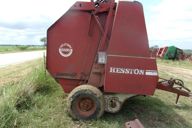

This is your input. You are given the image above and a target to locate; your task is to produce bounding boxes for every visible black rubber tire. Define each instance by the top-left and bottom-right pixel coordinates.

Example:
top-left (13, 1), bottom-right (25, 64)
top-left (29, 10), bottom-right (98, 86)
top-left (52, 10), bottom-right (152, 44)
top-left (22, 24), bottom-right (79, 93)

top-left (67, 85), bottom-right (104, 120)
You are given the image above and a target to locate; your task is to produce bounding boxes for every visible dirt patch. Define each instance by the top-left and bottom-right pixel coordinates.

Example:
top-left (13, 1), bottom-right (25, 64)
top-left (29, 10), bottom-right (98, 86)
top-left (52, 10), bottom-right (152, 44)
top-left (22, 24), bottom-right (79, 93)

top-left (158, 64), bottom-right (192, 80)
top-left (0, 59), bottom-right (42, 86)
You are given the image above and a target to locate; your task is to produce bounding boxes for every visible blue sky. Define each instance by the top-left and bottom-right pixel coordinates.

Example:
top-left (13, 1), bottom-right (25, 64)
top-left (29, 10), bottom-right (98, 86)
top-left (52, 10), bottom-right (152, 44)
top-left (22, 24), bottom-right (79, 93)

top-left (0, 0), bottom-right (192, 49)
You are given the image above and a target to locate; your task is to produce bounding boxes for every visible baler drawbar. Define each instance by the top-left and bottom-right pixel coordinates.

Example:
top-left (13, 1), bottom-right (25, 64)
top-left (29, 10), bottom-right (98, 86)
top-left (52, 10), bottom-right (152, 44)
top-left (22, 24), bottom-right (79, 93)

top-left (157, 78), bottom-right (192, 104)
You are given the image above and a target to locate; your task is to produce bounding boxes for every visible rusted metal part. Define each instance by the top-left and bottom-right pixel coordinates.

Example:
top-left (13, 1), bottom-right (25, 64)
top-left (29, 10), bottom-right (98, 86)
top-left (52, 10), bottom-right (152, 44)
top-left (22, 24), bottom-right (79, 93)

top-left (104, 94), bottom-right (135, 113)
top-left (185, 55), bottom-right (192, 62)
top-left (55, 72), bottom-right (77, 79)
top-left (76, 97), bottom-right (97, 117)
top-left (55, 72), bottom-right (89, 81)
top-left (71, 2), bottom-right (111, 13)
top-left (157, 78), bottom-right (192, 104)
top-left (156, 47), bottom-right (168, 58)
top-left (67, 85), bottom-right (104, 119)
top-left (125, 119), bottom-right (144, 128)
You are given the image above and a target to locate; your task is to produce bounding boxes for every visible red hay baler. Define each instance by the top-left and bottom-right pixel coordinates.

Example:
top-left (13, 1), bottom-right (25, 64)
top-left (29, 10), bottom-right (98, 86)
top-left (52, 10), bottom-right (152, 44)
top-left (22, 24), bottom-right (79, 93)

top-left (46, 0), bottom-right (192, 120)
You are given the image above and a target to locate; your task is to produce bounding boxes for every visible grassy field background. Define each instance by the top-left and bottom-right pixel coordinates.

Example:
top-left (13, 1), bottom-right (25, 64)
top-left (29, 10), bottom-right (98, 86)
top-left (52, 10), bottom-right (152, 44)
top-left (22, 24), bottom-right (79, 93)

top-left (0, 45), bottom-right (45, 53)
top-left (0, 59), bottom-right (191, 128)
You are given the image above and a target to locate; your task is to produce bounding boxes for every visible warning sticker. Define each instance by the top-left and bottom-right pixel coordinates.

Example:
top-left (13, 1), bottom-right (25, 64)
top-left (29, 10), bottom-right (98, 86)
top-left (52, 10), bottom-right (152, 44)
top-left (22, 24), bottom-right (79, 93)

top-left (59, 43), bottom-right (73, 57)
top-left (145, 70), bottom-right (158, 76)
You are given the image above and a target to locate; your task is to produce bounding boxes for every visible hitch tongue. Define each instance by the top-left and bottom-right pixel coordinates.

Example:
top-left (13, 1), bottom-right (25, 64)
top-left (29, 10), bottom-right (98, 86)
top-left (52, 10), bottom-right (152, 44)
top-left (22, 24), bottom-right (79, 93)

top-left (157, 78), bottom-right (192, 104)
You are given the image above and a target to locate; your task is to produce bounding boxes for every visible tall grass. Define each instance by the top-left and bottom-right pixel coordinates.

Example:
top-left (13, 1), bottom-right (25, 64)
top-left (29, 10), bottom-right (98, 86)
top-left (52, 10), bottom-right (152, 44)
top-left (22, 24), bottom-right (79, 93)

top-left (0, 64), bottom-right (58, 128)
top-left (0, 59), bottom-right (191, 128)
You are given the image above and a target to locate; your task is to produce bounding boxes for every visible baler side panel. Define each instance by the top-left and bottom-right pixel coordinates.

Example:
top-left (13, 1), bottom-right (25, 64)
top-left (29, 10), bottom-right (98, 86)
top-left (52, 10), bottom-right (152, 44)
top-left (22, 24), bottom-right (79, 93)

top-left (105, 1), bottom-right (158, 95)
top-left (105, 56), bottom-right (158, 95)
top-left (47, 5), bottom-right (103, 92)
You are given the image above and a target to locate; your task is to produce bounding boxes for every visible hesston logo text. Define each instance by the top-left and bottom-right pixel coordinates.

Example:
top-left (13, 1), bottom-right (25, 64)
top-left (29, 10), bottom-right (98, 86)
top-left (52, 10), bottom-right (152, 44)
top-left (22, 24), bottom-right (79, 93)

top-left (109, 67), bottom-right (158, 76)
top-left (110, 67), bottom-right (145, 75)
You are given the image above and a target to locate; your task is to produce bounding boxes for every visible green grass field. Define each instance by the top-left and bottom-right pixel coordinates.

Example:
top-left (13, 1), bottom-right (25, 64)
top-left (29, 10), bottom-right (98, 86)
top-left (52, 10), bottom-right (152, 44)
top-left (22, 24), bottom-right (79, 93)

top-left (0, 45), bottom-right (45, 53)
top-left (157, 59), bottom-right (192, 70)
top-left (0, 59), bottom-right (191, 128)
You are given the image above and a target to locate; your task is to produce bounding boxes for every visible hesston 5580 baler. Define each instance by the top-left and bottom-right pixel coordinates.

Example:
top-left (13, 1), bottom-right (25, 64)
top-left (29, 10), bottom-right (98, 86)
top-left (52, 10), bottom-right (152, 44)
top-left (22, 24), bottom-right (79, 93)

top-left (46, 0), bottom-right (192, 120)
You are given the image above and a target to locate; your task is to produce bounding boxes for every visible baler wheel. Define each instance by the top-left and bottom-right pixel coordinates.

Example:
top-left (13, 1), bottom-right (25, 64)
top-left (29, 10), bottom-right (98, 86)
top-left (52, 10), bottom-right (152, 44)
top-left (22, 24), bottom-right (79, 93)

top-left (67, 85), bottom-right (104, 120)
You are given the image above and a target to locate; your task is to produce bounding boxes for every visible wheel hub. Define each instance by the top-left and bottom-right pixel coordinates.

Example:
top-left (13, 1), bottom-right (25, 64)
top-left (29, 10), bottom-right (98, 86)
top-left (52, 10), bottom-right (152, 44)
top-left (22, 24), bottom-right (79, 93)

top-left (76, 97), bottom-right (97, 117)
top-left (79, 98), bottom-right (94, 111)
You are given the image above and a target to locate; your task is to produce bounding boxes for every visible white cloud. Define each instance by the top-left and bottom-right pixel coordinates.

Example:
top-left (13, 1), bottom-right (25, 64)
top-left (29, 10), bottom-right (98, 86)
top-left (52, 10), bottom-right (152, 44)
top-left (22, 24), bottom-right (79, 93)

top-left (145, 0), bottom-right (192, 48)
top-left (0, 0), bottom-right (191, 49)
top-left (0, 0), bottom-right (76, 21)
top-left (0, 0), bottom-right (83, 45)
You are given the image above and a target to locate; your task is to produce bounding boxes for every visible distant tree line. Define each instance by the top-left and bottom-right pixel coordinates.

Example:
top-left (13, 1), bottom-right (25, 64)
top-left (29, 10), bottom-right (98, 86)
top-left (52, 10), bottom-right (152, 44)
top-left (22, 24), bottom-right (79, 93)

top-left (40, 37), bottom-right (47, 46)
